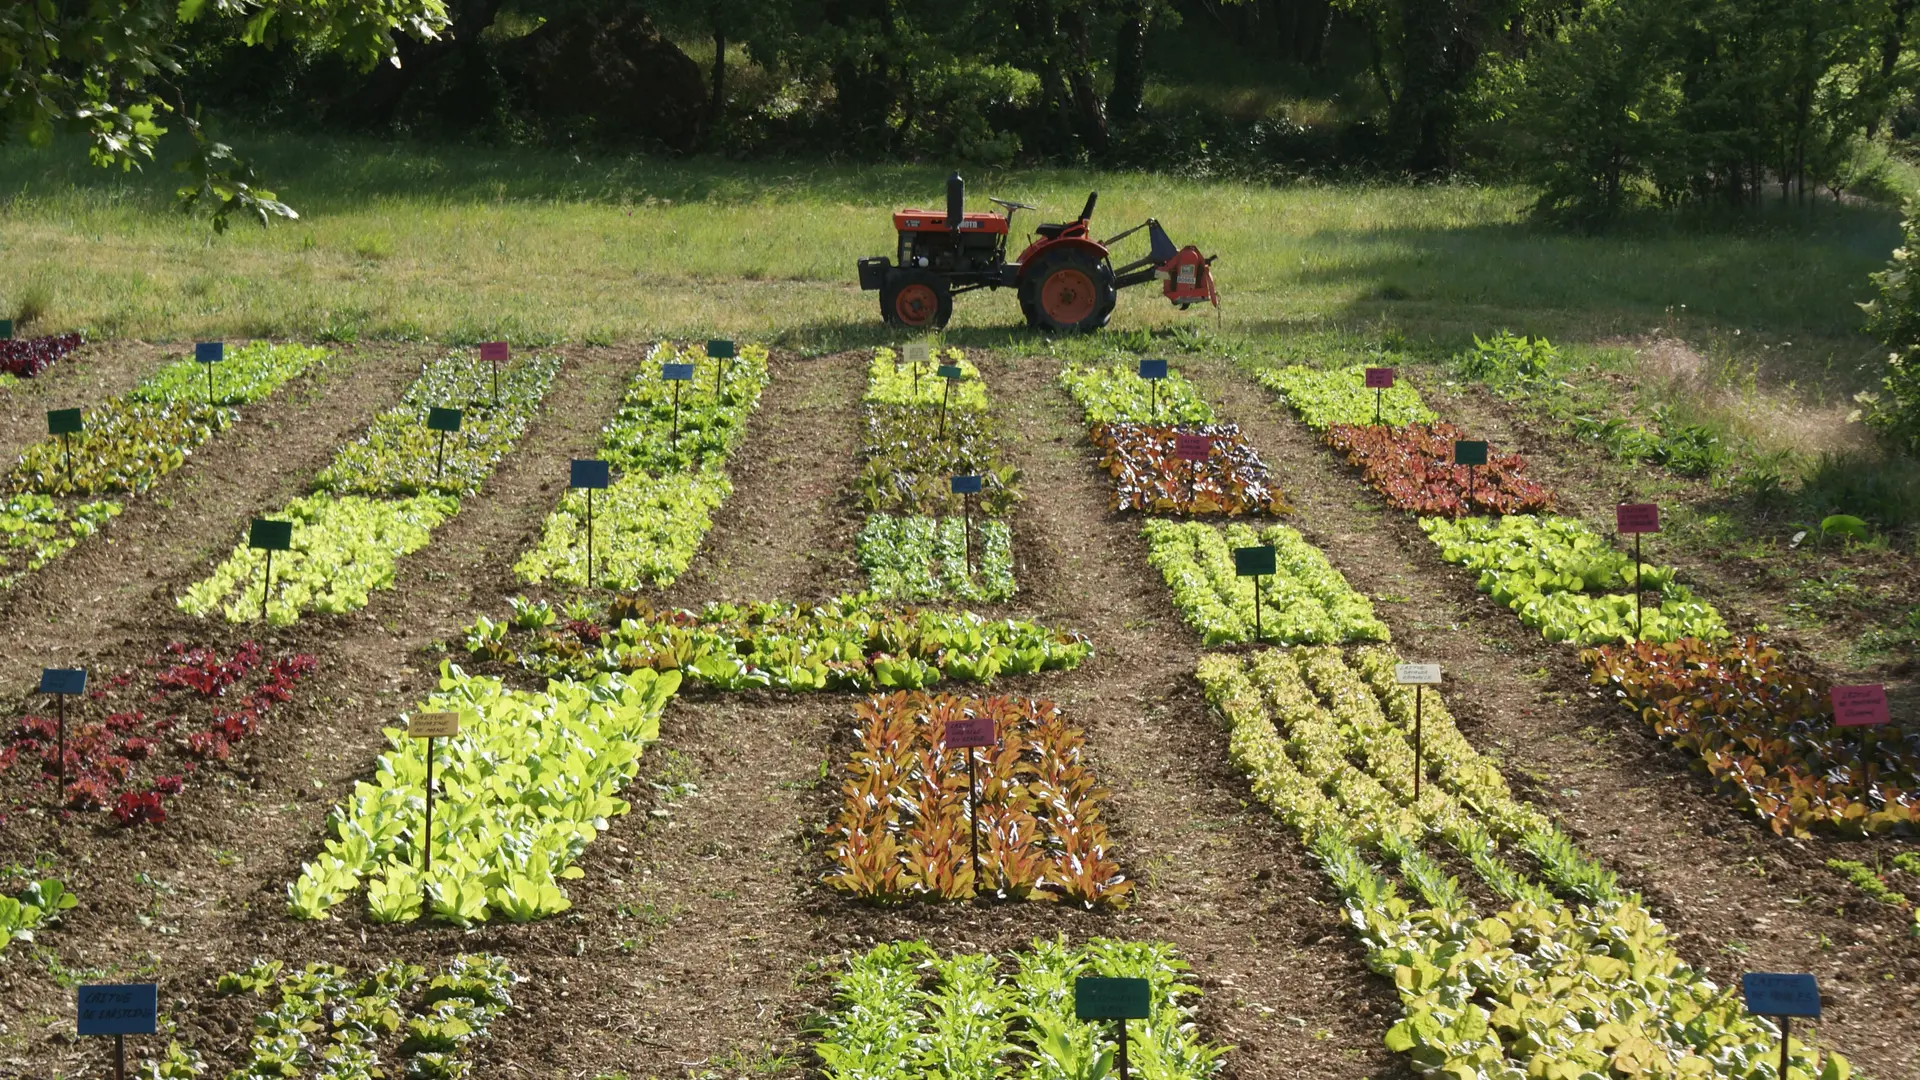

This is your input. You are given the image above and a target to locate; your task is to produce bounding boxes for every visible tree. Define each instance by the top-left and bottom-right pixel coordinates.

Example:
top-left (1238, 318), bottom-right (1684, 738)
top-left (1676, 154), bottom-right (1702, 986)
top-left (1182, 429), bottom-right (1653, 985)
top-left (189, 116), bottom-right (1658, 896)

top-left (0, 0), bottom-right (450, 228)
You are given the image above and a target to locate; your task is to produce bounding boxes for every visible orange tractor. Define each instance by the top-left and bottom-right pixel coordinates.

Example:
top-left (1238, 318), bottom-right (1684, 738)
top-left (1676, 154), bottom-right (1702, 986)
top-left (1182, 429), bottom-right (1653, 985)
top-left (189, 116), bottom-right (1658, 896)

top-left (857, 173), bottom-right (1218, 333)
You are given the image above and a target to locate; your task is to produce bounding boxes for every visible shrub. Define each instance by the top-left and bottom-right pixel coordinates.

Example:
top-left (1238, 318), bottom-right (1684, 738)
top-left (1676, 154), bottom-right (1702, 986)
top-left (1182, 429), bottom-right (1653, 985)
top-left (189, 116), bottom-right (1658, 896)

top-left (1860, 206), bottom-right (1920, 454)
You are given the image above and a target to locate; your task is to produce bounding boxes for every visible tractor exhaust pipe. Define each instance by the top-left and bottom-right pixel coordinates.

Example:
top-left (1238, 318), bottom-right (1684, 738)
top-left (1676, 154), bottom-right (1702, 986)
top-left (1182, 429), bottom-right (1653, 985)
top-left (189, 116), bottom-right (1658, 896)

top-left (947, 172), bottom-right (965, 232)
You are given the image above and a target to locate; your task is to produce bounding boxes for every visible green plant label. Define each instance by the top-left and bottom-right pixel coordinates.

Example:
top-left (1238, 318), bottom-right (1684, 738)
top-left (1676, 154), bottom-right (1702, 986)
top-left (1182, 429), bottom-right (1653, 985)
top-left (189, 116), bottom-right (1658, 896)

top-left (195, 341), bottom-right (224, 364)
top-left (903, 343), bottom-right (931, 364)
top-left (662, 363), bottom-right (695, 382)
top-left (1615, 503), bottom-right (1660, 534)
top-left (1233, 545), bottom-right (1276, 577)
top-left (1364, 366), bottom-right (1394, 388)
top-left (1138, 359), bottom-right (1168, 380)
top-left (249, 519), bottom-right (294, 551)
top-left (1741, 973), bottom-right (1820, 1018)
top-left (1175, 433), bottom-right (1212, 461)
top-left (1831, 684), bottom-right (1889, 727)
top-left (945, 716), bottom-right (996, 748)
top-left (1452, 440), bottom-right (1489, 467)
top-left (76, 984), bottom-right (157, 1037)
top-left (479, 341), bottom-right (509, 363)
top-left (1393, 663), bottom-right (1441, 685)
top-left (950, 474), bottom-right (983, 495)
top-left (38, 668), bottom-right (87, 695)
top-left (706, 339), bottom-right (736, 359)
top-left (1074, 976), bottom-right (1150, 1020)
top-left (47, 408), bottom-right (82, 436)
top-left (427, 407), bottom-right (464, 433)
top-left (937, 363), bottom-right (963, 380)
top-left (409, 711), bottom-right (460, 738)
top-left (571, 459), bottom-right (611, 489)
top-left (0, 318), bottom-right (11, 339)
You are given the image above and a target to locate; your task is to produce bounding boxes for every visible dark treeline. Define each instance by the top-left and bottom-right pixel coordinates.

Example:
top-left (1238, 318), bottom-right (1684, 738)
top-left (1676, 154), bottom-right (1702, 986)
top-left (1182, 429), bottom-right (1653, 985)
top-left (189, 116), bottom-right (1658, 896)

top-left (181, 0), bottom-right (1920, 225)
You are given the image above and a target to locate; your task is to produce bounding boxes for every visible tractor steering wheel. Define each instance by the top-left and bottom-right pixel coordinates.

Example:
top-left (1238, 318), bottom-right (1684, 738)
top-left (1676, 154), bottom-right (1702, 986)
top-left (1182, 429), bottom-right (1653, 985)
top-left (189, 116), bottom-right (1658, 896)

top-left (988, 198), bottom-right (1037, 212)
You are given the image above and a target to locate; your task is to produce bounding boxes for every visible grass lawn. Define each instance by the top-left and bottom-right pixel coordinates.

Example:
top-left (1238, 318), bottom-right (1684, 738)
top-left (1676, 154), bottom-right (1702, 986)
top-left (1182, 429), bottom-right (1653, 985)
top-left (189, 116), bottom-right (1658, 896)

top-left (0, 134), bottom-right (1900, 366)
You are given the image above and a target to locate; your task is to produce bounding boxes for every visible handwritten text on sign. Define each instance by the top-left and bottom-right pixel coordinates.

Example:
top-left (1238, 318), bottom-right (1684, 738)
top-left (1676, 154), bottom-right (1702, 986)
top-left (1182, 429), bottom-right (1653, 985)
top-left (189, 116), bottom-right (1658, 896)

top-left (1394, 663), bottom-right (1442, 685)
top-left (479, 341), bottom-right (509, 363)
top-left (1364, 367), bottom-right (1395, 389)
top-left (1742, 973), bottom-right (1821, 1018)
top-left (944, 717), bottom-right (996, 748)
top-left (903, 343), bottom-right (931, 364)
top-left (1831, 684), bottom-right (1890, 727)
top-left (409, 712), bottom-right (460, 738)
top-left (77, 984), bottom-right (158, 1036)
top-left (1174, 433), bottom-right (1212, 462)
top-left (1616, 503), bottom-right (1661, 534)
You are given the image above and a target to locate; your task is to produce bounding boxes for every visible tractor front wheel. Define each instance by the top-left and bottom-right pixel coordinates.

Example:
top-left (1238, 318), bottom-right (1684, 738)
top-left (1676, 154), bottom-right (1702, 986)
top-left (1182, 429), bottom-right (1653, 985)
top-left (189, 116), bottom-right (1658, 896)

top-left (881, 269), bottom-right (953, 329)
top-left (1020, 250), bottom-right (1116, 334)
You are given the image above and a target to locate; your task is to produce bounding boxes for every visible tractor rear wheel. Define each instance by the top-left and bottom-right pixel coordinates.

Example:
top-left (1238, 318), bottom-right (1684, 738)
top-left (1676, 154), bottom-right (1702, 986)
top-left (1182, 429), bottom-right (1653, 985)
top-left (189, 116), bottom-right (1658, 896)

top-left (1020, 250), bottom-right (1115, 334)
top-left (881, 269), bottom-right (953, 329)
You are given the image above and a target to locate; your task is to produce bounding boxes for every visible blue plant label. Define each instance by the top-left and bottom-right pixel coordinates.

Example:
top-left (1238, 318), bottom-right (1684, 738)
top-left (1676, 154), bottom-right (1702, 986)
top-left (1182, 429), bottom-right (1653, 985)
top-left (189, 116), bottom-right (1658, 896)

top-left (1138, 359), bottom-right (1168, 380)
top-left (195, 341), bottom-right (224, 364)
top-left (1742, 973), bottom-right (1820, 1018)
top-left (1075, 977), bottom-right (1150, 1020)
top-left (571, 459), bottom-right (611, 489)
top-left (47, 408), bottom-right (83, 436)
top-left (249, 519), bottom-right (294, 551)
top-left (38, 668), bottom-right (87, 695)
top-left (937, 363), bottom-right (963, 380)
top-left (1234, 544), bottom-right (1277, 577)
top-left (77, 984), bottom-right (157, 1036)
top-left (706, 339), bottom-right (736, 359)
top-left (427, 407), bottom-right (463, 433)
top-left (662, 363), bottom-right (695, 382)
top-left (951, 475), bottom-right (984, 494)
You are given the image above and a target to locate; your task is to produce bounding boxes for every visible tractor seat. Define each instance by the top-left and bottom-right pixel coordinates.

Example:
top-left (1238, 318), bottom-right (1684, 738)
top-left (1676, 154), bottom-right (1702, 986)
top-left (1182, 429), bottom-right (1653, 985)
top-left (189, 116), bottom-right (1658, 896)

top-left (1034, 221), bottom-right (1075, 239)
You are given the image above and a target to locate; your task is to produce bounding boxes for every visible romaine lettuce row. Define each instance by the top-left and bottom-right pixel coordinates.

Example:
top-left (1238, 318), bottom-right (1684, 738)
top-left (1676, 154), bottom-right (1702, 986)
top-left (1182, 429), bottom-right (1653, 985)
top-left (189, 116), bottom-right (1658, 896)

top-left (1143, 519), bottom-right (1389, 646)
top-left (288, 663), bottom-right (680, 925)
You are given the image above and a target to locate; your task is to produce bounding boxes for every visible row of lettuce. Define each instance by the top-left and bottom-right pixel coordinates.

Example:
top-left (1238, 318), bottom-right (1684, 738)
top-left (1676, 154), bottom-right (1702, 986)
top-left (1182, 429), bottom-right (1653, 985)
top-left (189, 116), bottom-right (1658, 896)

top-left (1258, 361), bottom-right (1916, 839)
top-left (1049, 358), bottom-right (1851, 1078)
top-left (3, 341), bottom-right (329, 590)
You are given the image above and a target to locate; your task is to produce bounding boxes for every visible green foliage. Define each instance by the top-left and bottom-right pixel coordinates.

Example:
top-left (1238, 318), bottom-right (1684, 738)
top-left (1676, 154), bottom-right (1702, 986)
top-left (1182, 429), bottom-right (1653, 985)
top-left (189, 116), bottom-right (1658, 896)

top-left (1571, 408), bottom-right (1733, 478)
top-left (1421, 514), bottom-right (1727, 645)
top-left (869, 347), bottom-right (988, 411)
top-left (289, 664), bottom-right (678, 923)
top-left (1826, 859), bottom-right (1911, 908)
top-left (1059, 362), bottom-right (1213, 426)
top-left (1142, 519), bottom-right (1388, 646)
top-left (0, 875), bottom-right (77, 954)
top-left (317, 353), bottom-right (561, 498)
top-left (818, 937), bottom-right (1227, 1080)
top-left (10, 400), bottom-right (229, 497)
top-left (1195, 648), bottom-right (1847, 1079)
top-left (1798, 450), bottom-right (1920, 531)
top-left (179, 493), bottom-right (457, 625)
top-left (127, 342), bottom-right (329, 406)
top-left (1454, 330), bottom-right (1560, 389)
top-left (856, 514), bottom-right (1014, 602)
top-left (1255, 363), bottom-right (1437, 432)
top-left (1859, 207), bottom-right (1920, 455)
top-left (516, 472), bottom-right (730, 591)
top-left (0, 0), bottom-right (449, 228)
top-left (466, 595), bottom-right (1092, 691)
top-left (0, 494), bottom-right (120, 589)
top-left (860, 405), bottom-right (1021, 517)
top-left (601, 342), bottom-right (770, 474)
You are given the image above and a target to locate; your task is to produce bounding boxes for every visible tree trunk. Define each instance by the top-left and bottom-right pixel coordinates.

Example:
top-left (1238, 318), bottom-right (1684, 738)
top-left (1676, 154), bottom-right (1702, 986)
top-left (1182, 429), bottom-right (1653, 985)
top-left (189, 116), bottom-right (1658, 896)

top-left (1871, 0), bottom-right (1915, 135)
top-left (1107, 0), bottom-right (1152, 131)
top-left (1061, 6), bottom-right (1109, 152)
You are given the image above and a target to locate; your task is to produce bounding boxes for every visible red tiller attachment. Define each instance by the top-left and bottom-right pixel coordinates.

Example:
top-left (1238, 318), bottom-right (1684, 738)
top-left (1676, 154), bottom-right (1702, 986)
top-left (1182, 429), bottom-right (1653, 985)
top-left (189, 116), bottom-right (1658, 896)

top-left (1109, 219), bottom-right (1218, 311)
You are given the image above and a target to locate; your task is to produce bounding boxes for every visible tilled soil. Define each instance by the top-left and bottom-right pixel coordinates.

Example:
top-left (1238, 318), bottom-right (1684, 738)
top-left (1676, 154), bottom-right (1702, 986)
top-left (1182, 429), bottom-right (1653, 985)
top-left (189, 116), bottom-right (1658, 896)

top-left (0, 340), bottom-right (178, 466)
top-left (1173, 353), bottom-right (1919, 1078)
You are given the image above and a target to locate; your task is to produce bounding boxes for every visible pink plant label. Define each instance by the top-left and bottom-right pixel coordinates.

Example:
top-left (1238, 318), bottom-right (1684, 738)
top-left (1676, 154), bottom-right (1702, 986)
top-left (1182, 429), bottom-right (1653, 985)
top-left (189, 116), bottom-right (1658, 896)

top-left (944, 716), bottom-right (997, 748)
top-left (1175, 433), bottom-right (1212, 462)
top-left (1364, 367), bottom-right (1395, 389)
top-left (1831, 684), bottom-right (1890, 727)
top-left (479, 341), bottom-right (509, 363)
top-left (1616, 503), bottom-right (1660, 534)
